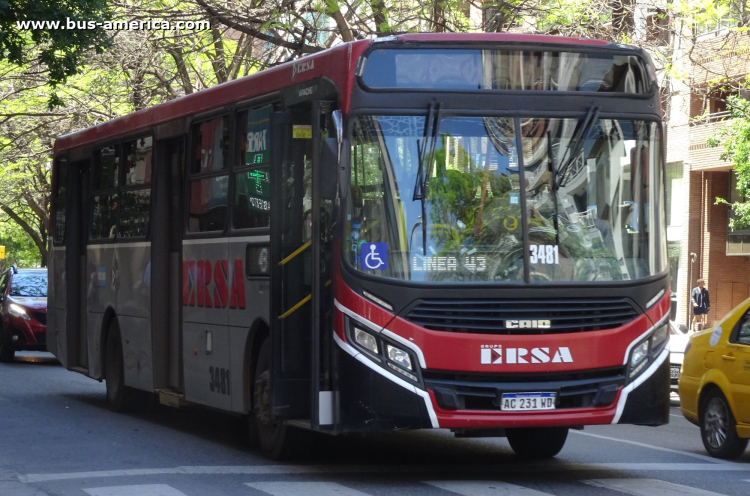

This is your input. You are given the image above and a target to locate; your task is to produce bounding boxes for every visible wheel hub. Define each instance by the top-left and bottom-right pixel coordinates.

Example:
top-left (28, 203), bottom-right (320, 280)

top-left (704, 397), bottom-right (729, 449)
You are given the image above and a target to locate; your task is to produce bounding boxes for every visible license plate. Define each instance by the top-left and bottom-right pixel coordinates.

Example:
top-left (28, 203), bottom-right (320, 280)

top-left (501, 392), bottom-right (556, 411)
top-left (671, 365), bottom-right (681, 380)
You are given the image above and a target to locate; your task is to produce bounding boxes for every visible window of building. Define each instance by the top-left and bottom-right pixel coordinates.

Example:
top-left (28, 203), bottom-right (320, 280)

top-left (694, 2), bottom-right (746, 39)
top-left (646, 10), bottom-right (670, 46)
top-left (689, 85), bottom-right (748, 122)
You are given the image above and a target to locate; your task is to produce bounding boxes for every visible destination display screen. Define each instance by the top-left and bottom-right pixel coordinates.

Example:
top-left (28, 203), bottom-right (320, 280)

top-left (361, 48), bottom-right (650, 94)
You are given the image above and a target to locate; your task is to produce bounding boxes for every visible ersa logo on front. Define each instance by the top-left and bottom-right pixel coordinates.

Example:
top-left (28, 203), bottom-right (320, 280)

top-left (480, 345), bottom-right (573, 365)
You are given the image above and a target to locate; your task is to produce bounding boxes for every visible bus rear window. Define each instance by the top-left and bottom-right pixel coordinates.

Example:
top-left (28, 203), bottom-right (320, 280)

top-left (361, 48), bottom-right (650, 94)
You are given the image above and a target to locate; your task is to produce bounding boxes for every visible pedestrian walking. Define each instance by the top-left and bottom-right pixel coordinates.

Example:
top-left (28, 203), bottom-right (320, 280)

top-left (691, 278), bottom-right (710, 331)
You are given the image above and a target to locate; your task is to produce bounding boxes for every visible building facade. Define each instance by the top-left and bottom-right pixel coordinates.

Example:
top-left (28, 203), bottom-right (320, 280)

top-left (664, 23), bottom-right (750, 328)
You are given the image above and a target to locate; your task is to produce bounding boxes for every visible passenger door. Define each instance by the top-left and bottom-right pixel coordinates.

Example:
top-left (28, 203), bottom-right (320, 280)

top-left (269, 101), bottom-right (334, 427)
top-left (152, 139), bottom-right (184, 391)
top-left (66, 159), bottom-right (90, 371)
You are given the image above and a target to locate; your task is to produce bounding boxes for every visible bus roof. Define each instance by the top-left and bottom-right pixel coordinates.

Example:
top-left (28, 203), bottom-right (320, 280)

top-left (54, 33), bottom-right (616, 155)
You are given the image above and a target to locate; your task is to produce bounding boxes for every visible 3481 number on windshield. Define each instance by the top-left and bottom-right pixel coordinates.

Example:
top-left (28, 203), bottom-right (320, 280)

top-left (530, 244), bottom-right (559, 264)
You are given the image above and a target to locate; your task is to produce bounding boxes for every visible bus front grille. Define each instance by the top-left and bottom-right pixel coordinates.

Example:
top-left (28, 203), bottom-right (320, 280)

top-left (423, 368), bottom-right (626, 411)
top-left (404, 298), bottom-right (638, 334)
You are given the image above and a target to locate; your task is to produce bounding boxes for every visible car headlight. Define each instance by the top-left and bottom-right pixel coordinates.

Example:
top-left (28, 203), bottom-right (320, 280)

top-left (628, 323), bottom-right (669, 380)
top-left (8, 303), bottom-right (30, 321)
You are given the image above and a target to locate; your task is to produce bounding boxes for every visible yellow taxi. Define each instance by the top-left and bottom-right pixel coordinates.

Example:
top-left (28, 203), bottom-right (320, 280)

top-left (679, 296), bottom-right (750, 459)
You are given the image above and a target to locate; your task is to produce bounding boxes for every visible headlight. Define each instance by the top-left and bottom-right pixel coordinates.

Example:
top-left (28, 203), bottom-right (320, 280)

top-left (354, 327), bottom-right (379, 354)
top-left (8, 303), bottom-right (30, 321)
top-left (629, 340), bottom-right (649, 378)
top-left (387, 344), bottom-right (412, 371)
top-left (628, 323), bottom-right (669, 380)
top-left (348, 318), bottom-right (420, 383)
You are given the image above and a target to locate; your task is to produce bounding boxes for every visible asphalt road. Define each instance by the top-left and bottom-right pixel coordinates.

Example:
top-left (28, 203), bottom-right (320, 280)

top-left (1, 353), bottom-right (749, 496)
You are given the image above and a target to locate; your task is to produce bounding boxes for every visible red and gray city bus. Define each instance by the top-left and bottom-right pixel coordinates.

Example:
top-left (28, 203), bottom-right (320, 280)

top-left (49, 33), bottom-right (670, 459)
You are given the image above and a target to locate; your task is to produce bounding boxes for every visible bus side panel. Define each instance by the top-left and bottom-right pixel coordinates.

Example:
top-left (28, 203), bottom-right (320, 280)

top-left (118, 315), bottom-right (154, 391)
top-left (227, 238), bottom-right (270, 413)
top-left (48, 246), bottom-right (67, 362)
top-left (116, 244), bottom-right (151, 320)
top-left (86, 244), bottom-right (117, 377)
top-left (229, 326), bottom-right (252, 413)
top-left (48, 308), bottom-right (65, 365)
top-left (116, 244), bottom-right (153, 391)
top-left (183, 322), bottom-right (232, 410)
top-left (86, 245), bottom-right (117, 314)
top-left (182, 240), bottom-right (232, 409)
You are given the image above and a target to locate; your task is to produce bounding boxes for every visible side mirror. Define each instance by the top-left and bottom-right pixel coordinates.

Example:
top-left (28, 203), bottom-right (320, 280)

top-left (320, 137), bottom-right (350, 201)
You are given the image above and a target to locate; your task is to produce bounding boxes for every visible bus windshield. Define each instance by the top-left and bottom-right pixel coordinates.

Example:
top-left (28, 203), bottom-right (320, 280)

top-left (344, 114), bottom-right (664, 283)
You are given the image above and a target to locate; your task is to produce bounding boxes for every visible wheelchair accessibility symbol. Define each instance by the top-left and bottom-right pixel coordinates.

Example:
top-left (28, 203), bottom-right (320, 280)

top-left (361, 242), bottom-right (388, 270)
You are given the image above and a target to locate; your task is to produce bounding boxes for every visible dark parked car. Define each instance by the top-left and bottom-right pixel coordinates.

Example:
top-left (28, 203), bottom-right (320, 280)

top-left (0, 268), bottom-right (47, 362)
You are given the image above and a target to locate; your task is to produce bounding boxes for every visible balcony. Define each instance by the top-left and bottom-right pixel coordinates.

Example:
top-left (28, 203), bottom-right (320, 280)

top-left (688, 112), bottom-right (733, 170)
top-left (691, 32), bottom-right (750, 86)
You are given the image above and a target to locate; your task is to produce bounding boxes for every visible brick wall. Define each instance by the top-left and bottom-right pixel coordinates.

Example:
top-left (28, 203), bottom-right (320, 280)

top-left (689, 119), bottom-right (733, 170)
top-left (702, 171), bottom-right (750, 326)
top-left (679, 170), bottom-right (703, 326)
top-left (691, 32), bottom-right (750, 86)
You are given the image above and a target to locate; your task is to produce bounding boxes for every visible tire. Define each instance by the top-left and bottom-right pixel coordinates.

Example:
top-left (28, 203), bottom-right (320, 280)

top-left (0, 320), bottom-right (15, 363)
top-left (700, 389), bottom-right (748, 459)
top-left (252, 338), bottom-right (312, 460)
top-left (506, 427), bottom-right (569, 458)
top-left (104, 320), bottom-right (144, 413)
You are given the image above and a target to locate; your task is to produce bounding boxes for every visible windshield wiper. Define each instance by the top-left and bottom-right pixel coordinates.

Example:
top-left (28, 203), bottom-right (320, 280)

top-left (547, 130), bottom-right (560, 245)
top-left (554, 105), bottom-right (599, 190)
top-left (413, 102), bottom-right (443, 201)
top-left (412, 102), bottom-right (443, 255)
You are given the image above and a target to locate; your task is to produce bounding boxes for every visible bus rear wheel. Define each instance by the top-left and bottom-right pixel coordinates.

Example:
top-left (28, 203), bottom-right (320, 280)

top-left (506, 426), bottom-right (569, 458)
top-left (105, 320), bottom-right (145, 413)
top-left (252, 338), bottom-right (312, 460)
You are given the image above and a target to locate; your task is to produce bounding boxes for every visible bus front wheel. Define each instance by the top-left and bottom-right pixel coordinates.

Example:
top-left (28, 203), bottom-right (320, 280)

top-left (252, 338), bottom-right (312, 460)
top-left (506, 426), bottom-right (569, 458)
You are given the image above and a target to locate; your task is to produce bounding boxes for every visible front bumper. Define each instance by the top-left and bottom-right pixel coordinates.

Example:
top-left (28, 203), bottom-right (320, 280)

top-left (5, 313), bottom-right (47, 351)
top-left (334, 332), bottom-right (670, 431)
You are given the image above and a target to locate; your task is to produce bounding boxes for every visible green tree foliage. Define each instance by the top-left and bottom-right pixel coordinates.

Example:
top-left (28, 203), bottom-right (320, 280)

top-left (0, 0), bottom-right (111, 104)
top-left (708, 96), bottom-right (750, 229)
top-left (0, 212), bottom-right (40, 268)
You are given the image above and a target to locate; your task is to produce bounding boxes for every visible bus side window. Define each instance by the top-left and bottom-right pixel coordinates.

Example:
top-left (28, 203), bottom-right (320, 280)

top-left (232, 107), bottom-right (272, 230)
top-left (120, 137), bottom-right (153, 238)
top-left (91, 146), bottom-right (120, 240)
top-left (191, 117), bottom-right (229, 174)
top-left (188, 117), bottom-right (229, 233)
top-left (53, 158), bottom-right (68, 244)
